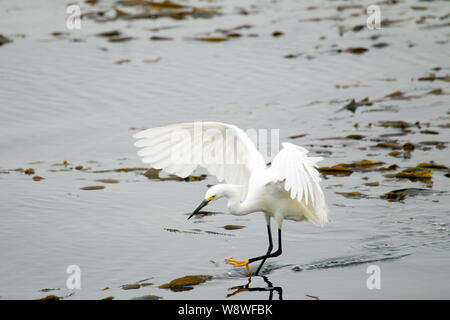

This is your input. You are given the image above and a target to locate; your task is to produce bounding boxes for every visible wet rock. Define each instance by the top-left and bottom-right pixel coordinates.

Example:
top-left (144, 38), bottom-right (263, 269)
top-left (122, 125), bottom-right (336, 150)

top-left (364, 181), bottom-right (379, 187)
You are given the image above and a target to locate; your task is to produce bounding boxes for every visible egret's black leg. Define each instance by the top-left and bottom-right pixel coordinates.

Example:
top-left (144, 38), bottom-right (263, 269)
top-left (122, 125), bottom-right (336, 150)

top-left (225, 229), bottom-right (282, 276)
top-left (254, 224), bottom-right (273, 276)
top-left (248, 228), bottom-right (282, 267)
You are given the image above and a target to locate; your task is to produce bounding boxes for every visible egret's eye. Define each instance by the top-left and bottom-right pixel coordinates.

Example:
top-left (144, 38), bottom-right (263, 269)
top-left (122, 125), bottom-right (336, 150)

top-left (205, 195), bottom-right (216, 201)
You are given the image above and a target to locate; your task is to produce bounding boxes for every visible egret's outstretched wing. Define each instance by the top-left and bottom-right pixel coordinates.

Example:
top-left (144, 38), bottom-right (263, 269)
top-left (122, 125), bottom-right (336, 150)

top-left (133, 122), bottom-right (266, 196)
top-left (270, 142), bottom-right (328, 226)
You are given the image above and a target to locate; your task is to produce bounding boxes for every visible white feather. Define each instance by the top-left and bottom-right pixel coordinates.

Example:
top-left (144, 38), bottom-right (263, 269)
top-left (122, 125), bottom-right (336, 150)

top-left (270, 142), bottom-right (329, 227)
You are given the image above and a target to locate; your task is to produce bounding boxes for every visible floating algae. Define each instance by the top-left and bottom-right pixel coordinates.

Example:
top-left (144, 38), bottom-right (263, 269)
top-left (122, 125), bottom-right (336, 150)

top-left (0, 34), bottom-right (12, 46)
top-left (378, 121), bottom-right (413, 129)
top-left (38, 295), bottom-right (60, 300)
top-left (335, 191), bottom-right (367, 199)
top-left (395, 170), bottom-right (432, 180)
top-left (24, 168), bottom-right (35, 175)
top-left (122, 283), bottom-right (141, 290)
top-left (96, 179), bottom-right (120, 183)
top-left (80, 185), bottom-right (105, 190)
top-left (344, 47), bottom-right (368, 55)
top-left (159, 275), bottom-right (212, 292)
top-left (318, 165), bottom-right (352, 176)
top-left (132, 294), bottom-right (162, 300)
top-left (381, 188), bottom-right (439, 202)
top-left (193, 36), bottom-right (228, 42)
top-left (417, 162), bottom-right (447, 170)
top-left (222, 225), bottom-right (246, 230)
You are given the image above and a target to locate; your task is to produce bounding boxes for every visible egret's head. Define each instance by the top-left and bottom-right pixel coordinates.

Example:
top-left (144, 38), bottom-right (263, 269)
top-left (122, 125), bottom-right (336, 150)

top-left (188, 185), bottom-right (226, 220)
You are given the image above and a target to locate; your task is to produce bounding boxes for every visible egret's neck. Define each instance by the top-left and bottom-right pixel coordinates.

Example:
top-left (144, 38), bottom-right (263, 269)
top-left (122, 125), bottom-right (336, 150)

top-left (223, 185), bottom-right (255, 216)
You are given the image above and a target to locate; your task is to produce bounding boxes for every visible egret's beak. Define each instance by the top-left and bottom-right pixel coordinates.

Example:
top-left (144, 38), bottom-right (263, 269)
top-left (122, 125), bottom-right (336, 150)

top-left (188, 199), bottom-right (210, 220)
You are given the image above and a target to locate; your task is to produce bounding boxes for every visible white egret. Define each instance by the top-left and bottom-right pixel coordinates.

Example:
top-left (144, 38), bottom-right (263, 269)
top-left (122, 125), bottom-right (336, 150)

top-left (133, 122), bottom-right (328, 276)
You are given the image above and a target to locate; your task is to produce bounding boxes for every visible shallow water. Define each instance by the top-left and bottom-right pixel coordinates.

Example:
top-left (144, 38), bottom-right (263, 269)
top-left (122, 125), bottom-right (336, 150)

top-left (0, 0), bottom-right (449, 299)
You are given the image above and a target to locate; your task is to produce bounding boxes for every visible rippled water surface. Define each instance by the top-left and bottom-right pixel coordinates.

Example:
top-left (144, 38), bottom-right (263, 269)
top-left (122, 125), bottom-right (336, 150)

top-left (0, 0), bottom-right (449, 299)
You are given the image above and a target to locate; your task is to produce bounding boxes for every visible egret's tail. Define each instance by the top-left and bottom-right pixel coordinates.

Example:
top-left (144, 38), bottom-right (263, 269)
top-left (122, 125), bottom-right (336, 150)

top-left (301, 200), bottom-right (329, 227)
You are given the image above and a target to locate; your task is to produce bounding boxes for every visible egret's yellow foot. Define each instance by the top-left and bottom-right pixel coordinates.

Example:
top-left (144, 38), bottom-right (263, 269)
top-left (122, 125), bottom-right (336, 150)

top-left (225, 259), bottom-right (251, 276)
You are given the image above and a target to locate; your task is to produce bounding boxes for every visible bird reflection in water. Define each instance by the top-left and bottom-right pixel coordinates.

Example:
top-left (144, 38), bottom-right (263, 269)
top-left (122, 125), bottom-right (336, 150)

top-left (226, 276), bottom-right (283, 300)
